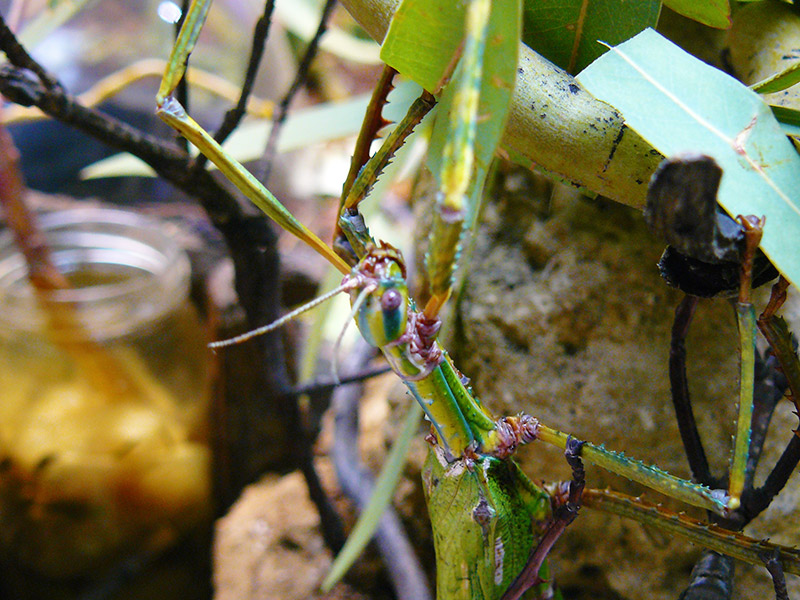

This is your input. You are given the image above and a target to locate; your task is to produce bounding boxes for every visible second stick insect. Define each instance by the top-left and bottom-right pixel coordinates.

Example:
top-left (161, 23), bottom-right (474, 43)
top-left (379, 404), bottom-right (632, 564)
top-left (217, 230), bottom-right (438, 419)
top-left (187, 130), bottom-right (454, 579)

top-left (156, 0), bottom-right (800, 598)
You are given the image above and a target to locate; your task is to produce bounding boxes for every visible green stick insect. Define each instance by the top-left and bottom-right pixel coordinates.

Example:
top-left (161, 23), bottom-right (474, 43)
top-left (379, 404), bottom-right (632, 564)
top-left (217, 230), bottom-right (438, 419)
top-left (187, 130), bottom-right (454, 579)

top-left (155, 1), bottom-right (800, 598)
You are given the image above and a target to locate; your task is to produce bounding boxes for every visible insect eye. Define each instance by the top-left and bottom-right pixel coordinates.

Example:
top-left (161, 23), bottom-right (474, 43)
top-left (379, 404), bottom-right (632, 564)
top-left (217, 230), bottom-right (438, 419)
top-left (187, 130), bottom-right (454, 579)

top-left (381, 289), bottom-right (402, 312)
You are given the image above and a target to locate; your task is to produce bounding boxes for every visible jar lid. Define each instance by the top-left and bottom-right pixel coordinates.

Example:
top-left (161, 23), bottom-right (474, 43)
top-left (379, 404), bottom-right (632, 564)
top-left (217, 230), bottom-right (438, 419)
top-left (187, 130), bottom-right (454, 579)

top-left (0, 208), bottom-right (191, 341)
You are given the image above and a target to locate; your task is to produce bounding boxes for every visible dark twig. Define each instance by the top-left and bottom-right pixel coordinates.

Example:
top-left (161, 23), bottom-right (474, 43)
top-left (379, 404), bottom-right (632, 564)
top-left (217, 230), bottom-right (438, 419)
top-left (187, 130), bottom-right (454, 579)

top-left (173, 0), bottom-right (191, 152)
top-left (677, 550), bottom-right (735, 600)
top-left (501, 438), bottom-right (585, 600)
top-left (259, 0), bottom-right (337, 183)
top-left (760, 550), bottom-right (791, 600)
top-left (193, 0), bottom-right (277, 172)
top-left (290, 362), bottom-right (391, 398)
top-left (670, 294), bottom-right (717, 487)
top-left (0, 15), bottom-right (61, 90)
top-left (745, 349), bottom-right (784, 491)
top-left (214, 0), bottom-right (275, 146)
top-left (332, 340), bottom-right (432, 600)
top-left (746, 435), bottom-right (800, 520)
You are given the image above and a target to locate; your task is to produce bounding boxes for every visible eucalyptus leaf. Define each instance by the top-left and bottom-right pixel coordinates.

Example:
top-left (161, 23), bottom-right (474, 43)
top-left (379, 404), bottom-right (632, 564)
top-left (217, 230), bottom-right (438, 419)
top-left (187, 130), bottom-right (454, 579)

top-left (751, 61), bottom-right (800, 95)
top-left (522, 0), bottom-right (661, 74)
top-left (380, 0), bottom-right (467, 93)
top-left (578, 28), bottom-right (800, 286)
top-left (427, 0), bottom-right (521, 226)
top-left (662, 0), bottom-right (730, 29)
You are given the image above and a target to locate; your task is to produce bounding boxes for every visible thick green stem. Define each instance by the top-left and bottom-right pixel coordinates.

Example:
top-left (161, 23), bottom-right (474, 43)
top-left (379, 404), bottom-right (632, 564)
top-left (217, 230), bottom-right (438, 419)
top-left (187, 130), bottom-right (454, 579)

top-left (340, 0), bottom-right (662, 208)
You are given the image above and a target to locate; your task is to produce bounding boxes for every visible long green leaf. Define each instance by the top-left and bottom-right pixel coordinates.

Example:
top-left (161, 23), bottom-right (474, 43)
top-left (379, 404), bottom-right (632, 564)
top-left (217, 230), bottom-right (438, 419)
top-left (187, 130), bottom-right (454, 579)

top-left (577, 28), bottom-right (800, 287)
top-left (427, 0), bottom-right (521, 225)
top-left (522, 0), bottom-right (661, 75)
top-left (379, 0), bottom-right (466, 93)
top-left (751, 61), bottom-right (800, 95)
top-left (320, 401), bottom-right (423, 592)
top-left (662, 0), bottom-right (730, 29)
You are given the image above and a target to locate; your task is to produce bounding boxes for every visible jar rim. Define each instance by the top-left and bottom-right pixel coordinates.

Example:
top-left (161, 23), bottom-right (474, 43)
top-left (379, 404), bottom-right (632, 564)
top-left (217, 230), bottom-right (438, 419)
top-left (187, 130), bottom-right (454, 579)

top-left (0, 207), bottom-right (191, 340)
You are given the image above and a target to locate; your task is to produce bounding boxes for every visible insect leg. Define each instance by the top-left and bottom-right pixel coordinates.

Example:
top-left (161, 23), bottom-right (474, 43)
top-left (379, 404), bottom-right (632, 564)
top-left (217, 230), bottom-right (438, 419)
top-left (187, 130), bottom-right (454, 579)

top-left (423, 0), bottom-right (491, 322)
top-left (727, 215), bottom-right (764, 510)
top-left (499, 437), bottom-right (585, 600)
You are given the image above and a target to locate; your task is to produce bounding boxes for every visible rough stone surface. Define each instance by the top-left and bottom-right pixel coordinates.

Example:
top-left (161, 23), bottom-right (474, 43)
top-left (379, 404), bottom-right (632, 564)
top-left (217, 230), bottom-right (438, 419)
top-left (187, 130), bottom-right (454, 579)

top-left (213, 468), bottom-right (372, 600)
top-left (446, 167), bottom-right (800, 599)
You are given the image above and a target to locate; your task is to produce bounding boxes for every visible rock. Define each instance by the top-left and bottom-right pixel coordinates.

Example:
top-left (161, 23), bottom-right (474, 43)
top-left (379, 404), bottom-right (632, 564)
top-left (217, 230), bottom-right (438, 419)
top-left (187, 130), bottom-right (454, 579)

top-left (213, 468), bottom-right (372, 600)
top-left (447, 167), bottom-right (800, 599)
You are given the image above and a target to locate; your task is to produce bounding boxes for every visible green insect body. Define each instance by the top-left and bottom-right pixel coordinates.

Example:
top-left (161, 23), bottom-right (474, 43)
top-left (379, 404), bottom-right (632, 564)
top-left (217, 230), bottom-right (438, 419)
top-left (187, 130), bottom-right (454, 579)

top-left (155, 1), bottom-right (800, 597)
top-left (422, 443), bottom-right (558, 600)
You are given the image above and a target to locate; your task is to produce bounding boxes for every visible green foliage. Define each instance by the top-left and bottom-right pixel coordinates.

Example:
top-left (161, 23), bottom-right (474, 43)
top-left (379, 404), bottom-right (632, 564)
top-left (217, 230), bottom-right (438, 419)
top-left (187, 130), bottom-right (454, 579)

top-left (522, 0), bottom-right (661, 74)
top-left (426, 0), bottom-right (521, 225)
top-left (578, 28), bottom-right (800, 287)
top-left (663, 0), bottom-right (731, 29)
top-left (380, 0), bottom-right (468, 93)
top-left (751, 60), bottom-right (800, 94)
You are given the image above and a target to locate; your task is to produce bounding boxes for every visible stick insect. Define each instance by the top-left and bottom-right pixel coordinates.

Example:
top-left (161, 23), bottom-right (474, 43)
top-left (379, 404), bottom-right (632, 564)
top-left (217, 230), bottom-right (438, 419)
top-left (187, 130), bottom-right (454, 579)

top-left (155, 1), bottom-right (800, 598)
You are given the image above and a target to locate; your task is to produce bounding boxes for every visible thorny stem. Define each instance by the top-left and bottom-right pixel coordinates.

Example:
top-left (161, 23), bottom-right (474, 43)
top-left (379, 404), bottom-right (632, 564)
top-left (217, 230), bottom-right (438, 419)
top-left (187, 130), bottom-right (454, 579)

top-left (193, 0), bottom-right (277, 171)
top-left (670, 294), bottom-right (716, 487)
top-left (259, 0), bottom-right (337, 183)
top-left (337, 64), bottom-right (397, 218)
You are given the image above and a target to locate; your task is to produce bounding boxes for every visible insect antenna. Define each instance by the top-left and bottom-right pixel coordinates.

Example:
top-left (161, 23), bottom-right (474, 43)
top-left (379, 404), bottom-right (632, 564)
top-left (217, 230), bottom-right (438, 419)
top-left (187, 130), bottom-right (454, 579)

top-left (208, 279), bottom-right (358, 350)
top-left (330, 282), bottom-right (377, 384)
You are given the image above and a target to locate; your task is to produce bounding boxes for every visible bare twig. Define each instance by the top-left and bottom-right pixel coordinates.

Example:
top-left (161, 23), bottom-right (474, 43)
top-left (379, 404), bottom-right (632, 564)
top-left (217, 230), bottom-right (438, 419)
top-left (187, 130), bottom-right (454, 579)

top-left (259, 0), bottom-right (337, 183)
top-left (213, 1), bottom-right (276, 147)
top-left (669, 294), bottom-right (717, 487)
top-left (0, 14), bottom-right (61, 90)
top-left (174, 0), bottom-right (191, 153)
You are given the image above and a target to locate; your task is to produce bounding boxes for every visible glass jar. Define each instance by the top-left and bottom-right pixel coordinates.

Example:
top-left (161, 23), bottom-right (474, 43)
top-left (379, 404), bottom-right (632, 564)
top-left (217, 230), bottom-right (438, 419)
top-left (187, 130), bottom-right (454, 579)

top-left (0, 207), bottom-right (212, 579)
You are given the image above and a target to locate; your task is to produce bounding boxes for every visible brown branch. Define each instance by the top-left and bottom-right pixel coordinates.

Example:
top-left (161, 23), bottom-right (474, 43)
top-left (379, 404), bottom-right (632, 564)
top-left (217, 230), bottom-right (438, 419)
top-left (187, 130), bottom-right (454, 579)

top-left (259, 0), bottom-right (337, 183)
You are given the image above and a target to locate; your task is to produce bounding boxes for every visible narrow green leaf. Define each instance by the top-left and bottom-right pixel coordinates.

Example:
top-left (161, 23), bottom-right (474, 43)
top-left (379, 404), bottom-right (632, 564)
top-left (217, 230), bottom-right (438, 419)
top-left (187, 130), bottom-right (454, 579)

top-left (751, 60), bottom-right (800, 95)
top-left (427, 0), bottom-right (521, 225)
top-left (577, 28), bottom-right (800, 287)
top-left (522, 0), bottom-right (661, 75)
top-left (379, 0), bottom-right (467, 93)
top-left (663, 0), bottom-right (730, 29)
top-left (320, 402), bottom-right (423, 592)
